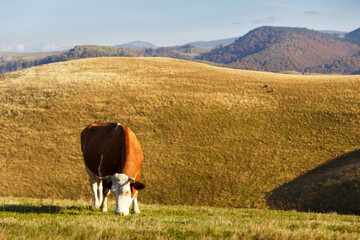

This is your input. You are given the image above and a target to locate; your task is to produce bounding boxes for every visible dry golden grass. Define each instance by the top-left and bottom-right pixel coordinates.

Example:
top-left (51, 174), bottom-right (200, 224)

top-left (0, 57), bottom-right (359, 212)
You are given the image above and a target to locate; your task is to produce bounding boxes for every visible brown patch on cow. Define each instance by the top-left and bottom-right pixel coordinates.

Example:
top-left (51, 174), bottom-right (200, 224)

top-left (81, 121), bottom-right (145, 199)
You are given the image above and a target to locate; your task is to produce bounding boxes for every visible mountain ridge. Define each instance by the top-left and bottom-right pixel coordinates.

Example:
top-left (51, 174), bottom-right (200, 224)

top-left (1, 26), bottom-right (360, 74)
top-left (198, 26), bottom-right (360, 74)
top-left (345, 27), bottom-right (360, 46)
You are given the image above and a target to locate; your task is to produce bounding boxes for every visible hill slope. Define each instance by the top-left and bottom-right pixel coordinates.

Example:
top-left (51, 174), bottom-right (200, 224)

top-left (0, 45), bottom-right (140, 74)
top-left (1, 58), bottom-right (360, 212)
top-left (267, 149), bottom-right (360, 214)
top-left (346, 28), bottom-right (360, 46)
top-left (198, 26), bottom-right (360, 74)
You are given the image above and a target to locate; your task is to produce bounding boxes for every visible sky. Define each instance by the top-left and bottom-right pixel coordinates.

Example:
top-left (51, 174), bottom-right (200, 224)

top-left (0, 0), bottom-right (359, 52)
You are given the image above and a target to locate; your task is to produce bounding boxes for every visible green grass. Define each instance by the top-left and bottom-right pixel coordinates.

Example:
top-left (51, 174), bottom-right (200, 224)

top-left (0, 57), bottom-right (360, 213)
top-left (2, 197), bottom-right (360, 239)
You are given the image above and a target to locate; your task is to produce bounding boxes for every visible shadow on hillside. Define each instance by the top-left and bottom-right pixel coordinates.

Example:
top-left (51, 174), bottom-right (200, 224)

top-left (0, 204), bottom-right (83, 214)
top-left (266, 149), bottom-right (360, 215)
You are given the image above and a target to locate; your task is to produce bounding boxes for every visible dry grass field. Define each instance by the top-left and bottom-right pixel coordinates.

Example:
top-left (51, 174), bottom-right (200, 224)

top-left (0, 57), bottom-right (360, 213)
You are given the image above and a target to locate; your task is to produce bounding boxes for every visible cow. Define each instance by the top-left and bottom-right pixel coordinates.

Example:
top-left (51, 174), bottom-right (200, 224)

top-left (81, 121), bottom-right (145, 216)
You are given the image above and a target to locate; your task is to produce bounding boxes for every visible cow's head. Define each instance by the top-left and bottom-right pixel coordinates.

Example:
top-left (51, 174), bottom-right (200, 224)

top-left (102, 173), bottom-right (145, 216)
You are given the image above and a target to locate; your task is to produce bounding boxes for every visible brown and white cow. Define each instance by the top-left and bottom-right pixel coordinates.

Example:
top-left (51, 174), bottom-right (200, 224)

top-left (81, 121), bottom-right (145, 216)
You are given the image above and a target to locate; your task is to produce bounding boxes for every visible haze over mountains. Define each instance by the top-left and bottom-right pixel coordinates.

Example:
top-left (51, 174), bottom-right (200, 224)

top-left (115, 36), bottom-right (239, 49)
top-left (1, 26), bottom-right (360, 74)
top-left (115, 41), bottom-right (158, 49)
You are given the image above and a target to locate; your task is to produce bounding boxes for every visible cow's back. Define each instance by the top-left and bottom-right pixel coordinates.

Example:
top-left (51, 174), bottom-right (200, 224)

top-left (81, 122), bottom-right (126, 176)
top-left (122, 126), bottom-right (144, 181)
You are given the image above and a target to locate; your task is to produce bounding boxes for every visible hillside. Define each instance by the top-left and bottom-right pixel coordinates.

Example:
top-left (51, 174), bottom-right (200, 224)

top-left (304, 28), bottom-right (360, 74)
top-left (305, 55), bottom-right (360, 75)
top-left (147, 44), bottom-right (213, 59)
top-left (0, 44), bottom-right (213, 74)
top-left (1, 58), bottom-right (360, 213)
top-left (0, 45), bottom-right (139, 74)
top-left (267, 149), bottom-right (360, 214)
top-left (346, 28), bottom-right (360, 46)
top-left (0, 50), bottom-right (64, 73)
top-left (198, 26), bottom-right (360, 74)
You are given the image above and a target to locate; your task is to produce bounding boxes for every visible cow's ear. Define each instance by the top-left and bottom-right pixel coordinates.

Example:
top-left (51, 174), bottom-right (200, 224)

top-left (132, 182), bottom-right (145, 190)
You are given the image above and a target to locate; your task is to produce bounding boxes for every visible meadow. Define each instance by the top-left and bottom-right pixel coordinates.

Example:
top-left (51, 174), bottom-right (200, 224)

top-left (2, 197), bottom-right (360, 239)
top-left (0, 57), bottom-right (359, 214)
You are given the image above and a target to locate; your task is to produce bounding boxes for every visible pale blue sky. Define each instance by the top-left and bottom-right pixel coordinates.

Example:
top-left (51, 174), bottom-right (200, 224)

top-left (0, 0), bottom-right (359, 52)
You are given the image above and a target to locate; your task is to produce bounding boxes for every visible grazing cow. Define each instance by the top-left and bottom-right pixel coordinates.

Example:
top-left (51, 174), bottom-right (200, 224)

top-left (81, 121), bottom-right (145, 216)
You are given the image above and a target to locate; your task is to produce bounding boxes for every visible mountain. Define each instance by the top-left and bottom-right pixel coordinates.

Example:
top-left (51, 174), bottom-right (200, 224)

top-left (303, 28), bottom-right (360, 74)
top-left (189, 37), bottom-right (239, 47)
top-left (198, 26), bottom-right (360, 74)
top-left (305, 55), bottom-right (360, 75)
top-left (115, 41), bottom-right (157, 49)
top-left (345, 27), bottom-right (360, 46)
top-left (2, 26), bottom-right (360, 75)
top-left (145, 44), bottom-right (213, 60)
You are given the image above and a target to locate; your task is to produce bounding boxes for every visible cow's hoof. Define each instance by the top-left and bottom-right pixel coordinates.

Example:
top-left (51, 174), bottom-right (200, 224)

top-left (115, 212), bottom-right (126, 216)
top-left (90, 205), bottom-right (100, 210)
top-left (132, 209), bottom-right (141, 214)
top-left (100, 207), bottom-right (108, 212)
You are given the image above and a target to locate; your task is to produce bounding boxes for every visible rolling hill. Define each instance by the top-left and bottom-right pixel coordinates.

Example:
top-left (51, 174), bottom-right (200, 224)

top-left (0, 45), bottom-right (138, 74)
top-left (0, 50), bottom-right (65, 73)
top-left (346, 27), bottom-right (360, 46)
top-left (198, 26), bottom-right (360, 74)
top-left (146, 44), bottom-right (213, 59)
top-left (1, 57), bottom-right (360, 213)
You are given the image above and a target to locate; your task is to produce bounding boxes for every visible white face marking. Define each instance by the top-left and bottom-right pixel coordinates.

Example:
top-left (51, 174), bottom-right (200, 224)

top-left (111, 173), bottom-right (132, 216)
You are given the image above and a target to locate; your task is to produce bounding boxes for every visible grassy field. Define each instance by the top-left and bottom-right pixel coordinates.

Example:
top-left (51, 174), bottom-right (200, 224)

top-left (0, 57), bottom-right (360, 213)
top-left (2, 197), bottom-right (360, 239)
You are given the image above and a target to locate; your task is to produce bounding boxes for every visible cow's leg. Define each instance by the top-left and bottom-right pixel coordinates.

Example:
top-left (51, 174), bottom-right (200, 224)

top-left (98, 179), bottom-right (103, 206)
top-left (131, 191), bottom-right (140, 214)
top-left (86, 167), bottom-right (100, 208)
top-left (100, 189), bottom-right (111, 212)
